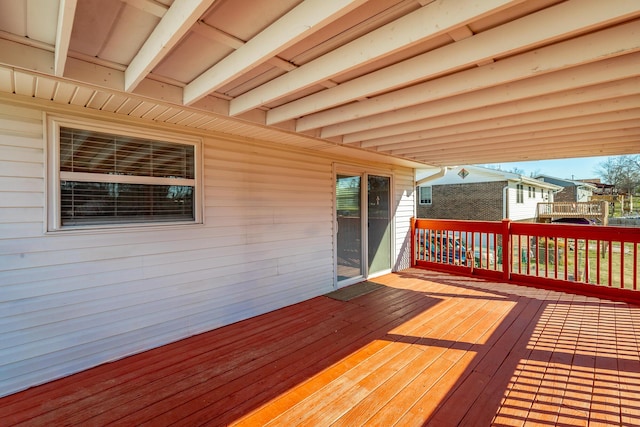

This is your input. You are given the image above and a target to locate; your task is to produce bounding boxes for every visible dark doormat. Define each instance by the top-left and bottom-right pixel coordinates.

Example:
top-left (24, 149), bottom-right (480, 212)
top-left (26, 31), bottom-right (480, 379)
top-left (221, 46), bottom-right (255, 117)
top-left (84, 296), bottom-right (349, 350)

top-left (325, 281), bottom-right (384, 301)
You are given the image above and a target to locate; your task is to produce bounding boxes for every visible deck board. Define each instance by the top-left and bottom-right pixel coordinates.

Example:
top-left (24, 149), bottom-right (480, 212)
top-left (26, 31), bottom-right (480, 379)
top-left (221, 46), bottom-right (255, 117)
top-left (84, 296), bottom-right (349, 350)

top-left (1, 269), bottom-right (639, 426)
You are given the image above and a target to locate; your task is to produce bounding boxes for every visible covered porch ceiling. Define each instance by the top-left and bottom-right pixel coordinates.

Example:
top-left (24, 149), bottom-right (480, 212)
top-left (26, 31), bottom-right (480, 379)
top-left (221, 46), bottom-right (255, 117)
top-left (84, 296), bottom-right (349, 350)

top-left (0, 0), bottom-right (638, 167)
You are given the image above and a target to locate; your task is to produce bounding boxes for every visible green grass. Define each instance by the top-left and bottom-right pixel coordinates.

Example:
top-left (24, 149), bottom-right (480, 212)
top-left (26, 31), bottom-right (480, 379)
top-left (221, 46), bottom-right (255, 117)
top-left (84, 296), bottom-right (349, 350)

top-left (511, 240), bottom-right (639, 290)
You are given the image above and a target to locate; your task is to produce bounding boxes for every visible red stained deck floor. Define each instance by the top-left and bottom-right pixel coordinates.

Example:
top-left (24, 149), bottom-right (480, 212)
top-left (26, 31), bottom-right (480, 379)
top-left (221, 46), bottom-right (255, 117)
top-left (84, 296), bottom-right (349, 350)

top-left (2, 269), bottom-right (640, 426)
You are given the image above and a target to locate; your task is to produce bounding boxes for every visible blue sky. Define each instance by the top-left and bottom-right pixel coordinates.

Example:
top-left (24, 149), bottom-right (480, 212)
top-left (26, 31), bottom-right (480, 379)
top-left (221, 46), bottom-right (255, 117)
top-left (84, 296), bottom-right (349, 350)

top-left (480, 156), bottom-right (614, 181)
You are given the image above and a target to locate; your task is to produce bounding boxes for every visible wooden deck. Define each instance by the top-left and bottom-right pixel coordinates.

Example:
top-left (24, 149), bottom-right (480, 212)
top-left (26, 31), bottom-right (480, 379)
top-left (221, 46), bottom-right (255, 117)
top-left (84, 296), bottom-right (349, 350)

top-left (2, 269), bottom-right (639, 426)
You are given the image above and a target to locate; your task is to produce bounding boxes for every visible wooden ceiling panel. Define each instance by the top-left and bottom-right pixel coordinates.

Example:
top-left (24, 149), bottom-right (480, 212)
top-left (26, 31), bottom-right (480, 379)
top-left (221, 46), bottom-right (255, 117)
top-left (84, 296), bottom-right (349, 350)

top-left (69, 0), bottom-right (123, 56)
top-left (98, 4), bottom-right (160, 65)
top-left (27, 0), bottom-right (59, 45)
top-left (202, 0), bottom-right (303, 41)
top-left (152, 31), bottom-right (233, 84)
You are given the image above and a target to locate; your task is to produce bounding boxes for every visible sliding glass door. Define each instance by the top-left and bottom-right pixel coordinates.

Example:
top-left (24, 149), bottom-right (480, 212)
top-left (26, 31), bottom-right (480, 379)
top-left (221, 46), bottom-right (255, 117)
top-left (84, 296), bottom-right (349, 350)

top-left (336, 174), bottom-right (363, 284)
top-left (368, 175), bottom-right (391, 275)
top-left (336, 171), bottom-right (392, 287)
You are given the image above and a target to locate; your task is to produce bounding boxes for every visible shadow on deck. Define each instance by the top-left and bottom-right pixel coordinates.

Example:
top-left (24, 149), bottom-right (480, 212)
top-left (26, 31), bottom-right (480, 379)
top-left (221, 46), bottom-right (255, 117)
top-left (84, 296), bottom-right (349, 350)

top-left (1, 269), bottom-right (639, 426)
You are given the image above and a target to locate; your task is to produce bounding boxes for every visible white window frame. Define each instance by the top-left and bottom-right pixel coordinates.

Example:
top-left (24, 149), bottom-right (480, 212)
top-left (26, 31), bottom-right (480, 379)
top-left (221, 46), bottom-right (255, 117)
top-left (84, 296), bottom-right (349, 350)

top-left (46, 115), bottom-right (203, 232)
top-left (516, 184), bottom-right (524, 204)
top-left (419, 186), bottom-right (432, 205)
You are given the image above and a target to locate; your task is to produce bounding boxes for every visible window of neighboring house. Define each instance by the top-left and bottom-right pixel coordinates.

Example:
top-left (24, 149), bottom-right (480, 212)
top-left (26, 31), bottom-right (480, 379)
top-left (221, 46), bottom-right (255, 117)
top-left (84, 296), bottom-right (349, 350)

top-left (48, 117), bottom-right (202, 230)
top-left (517, 184), bottom-right (524, 203)
top-left (419, 186), bottom-right (432, 205)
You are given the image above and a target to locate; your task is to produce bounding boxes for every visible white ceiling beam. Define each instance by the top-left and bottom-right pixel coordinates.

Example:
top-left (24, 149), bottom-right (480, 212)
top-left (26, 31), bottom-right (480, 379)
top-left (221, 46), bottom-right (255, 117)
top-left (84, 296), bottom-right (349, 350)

top-left (192, 20), bottom-right (244, 49)
top-left (268, 0), bottom-right (640, 126)
top-left (407, 140), bottom-right (640, 166)
top-left (228, 0), bottom-right (523, 117)
top-left (406, 136), bottom-right (640, 163)
top-left (123, 0), bottom-right (169, 18)
top-left (191, 21), bottom-right (296, 72)
top-left (388, 115), bottom-right (640, 155)
top-left (184, 0), bottom-right (368, 106)
top-left (0, 38), bottom-right (54, 74)
top-left (370, 102), bottom-right (640, 151)
top-left (124, 0), bottom-right (217, 93)
top-left (411, 132), bottom-right (640, 158)
top-left (308, 23), bottom-right (640, 135)
top-left (400, 120), bottom-right (638, 155)
top-left (404, 133), bottom-right (640, 162)
top-left (343, 75), bottom-right (640, 146)
top-left (359, 95), bottom-right (640, 150)
top-left (54, 0), bottom-right (77, 77)
top-left (447, 25), bottom-right (473, 42)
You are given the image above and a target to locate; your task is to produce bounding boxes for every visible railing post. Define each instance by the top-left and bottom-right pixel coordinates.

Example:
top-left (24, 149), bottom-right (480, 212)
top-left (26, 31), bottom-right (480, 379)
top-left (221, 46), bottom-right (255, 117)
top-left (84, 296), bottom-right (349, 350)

top-left (410, 217), bottom-right (416, 267)
top-left (502, 219), bottom-right (511, 281)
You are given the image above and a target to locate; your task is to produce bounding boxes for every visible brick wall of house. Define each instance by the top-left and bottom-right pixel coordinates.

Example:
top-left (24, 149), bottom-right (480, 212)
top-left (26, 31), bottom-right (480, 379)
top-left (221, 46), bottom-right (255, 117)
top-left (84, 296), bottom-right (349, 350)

top-left (417, 181), bottom-right (506, 220)
top-left (554, 186), bottom-right (577, 202)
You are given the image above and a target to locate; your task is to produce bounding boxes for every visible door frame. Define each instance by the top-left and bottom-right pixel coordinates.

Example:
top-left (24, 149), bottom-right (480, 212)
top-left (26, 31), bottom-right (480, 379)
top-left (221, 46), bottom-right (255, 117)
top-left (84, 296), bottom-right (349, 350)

top-left (333, 163), bottom-right (395, 289)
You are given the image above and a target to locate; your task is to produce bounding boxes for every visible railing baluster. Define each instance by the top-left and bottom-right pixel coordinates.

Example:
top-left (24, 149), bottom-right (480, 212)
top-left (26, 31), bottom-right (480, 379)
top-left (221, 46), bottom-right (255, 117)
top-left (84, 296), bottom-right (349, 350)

top-left (634, 243), bottom-right (638, 291)
top-left (584, 239), bottom-right (590, 284)
top-left (573, 238), bottom-right (578, 282)
top-left (608, 241), bottom-right (613, 288)
top-left (411, 218), bottom-right (638, 301)
top-left (597, 240), bottom-right (601, 285)
top-left (620, 242), bottom-right (624, 289)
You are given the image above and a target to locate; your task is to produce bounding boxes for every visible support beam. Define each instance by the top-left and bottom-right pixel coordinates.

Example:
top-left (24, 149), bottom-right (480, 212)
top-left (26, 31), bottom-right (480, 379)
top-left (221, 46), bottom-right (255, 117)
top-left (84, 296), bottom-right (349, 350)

top-left (229, 0), bottom-right (523, 117)
top-left (308, 23), bottom-right (640, 135)
top-left (185, 0), bottom-right (368, 106)
top-left (0, 39), bottom-right (54, 74)
top-left (405, 138), bottom-right (640, 164)
top-left (388, 116), bottom-right (640, 155)
top-left (54, 0), bottom-right (77, 77)
top-left (403, 134), bottom-right (640, 162)
top-left (267, 0), bottom-right (640, 125)
top-left (349, 79), bottom-right (640, 146)
top-left (125, 0), bottom-right (217, 92)
top-left (123, 0), bottom-right (169, 18)
top-left (191, 21), bottom-right (297, 72)
top-left (359, 96), bottom-right (640, 151)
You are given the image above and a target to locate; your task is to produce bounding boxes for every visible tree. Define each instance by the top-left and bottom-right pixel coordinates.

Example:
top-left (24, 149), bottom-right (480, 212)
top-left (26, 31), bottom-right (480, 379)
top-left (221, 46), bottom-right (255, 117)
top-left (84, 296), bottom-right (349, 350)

top-left (596, 155), bottom-right (640, 194)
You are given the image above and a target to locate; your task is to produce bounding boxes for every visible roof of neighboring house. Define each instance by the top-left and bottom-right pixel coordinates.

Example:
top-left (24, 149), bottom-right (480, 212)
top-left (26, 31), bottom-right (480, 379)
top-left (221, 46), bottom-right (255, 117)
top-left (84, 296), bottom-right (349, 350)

top-left (534, 175), bottom-right (598, 190)
top-left (417, 165), bottom-right (562, 191)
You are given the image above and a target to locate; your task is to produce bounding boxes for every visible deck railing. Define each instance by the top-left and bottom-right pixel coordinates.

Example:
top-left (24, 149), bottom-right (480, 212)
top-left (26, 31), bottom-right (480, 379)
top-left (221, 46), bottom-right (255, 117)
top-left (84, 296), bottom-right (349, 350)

top-left (536, 201), bottom-right (608, 221)
top-left (411, 218), bottom-right (640, 303)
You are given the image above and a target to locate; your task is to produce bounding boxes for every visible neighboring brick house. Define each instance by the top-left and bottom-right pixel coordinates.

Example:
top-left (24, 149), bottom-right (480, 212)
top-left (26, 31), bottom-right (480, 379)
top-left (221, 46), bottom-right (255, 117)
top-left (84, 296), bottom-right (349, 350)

top-left (534, 175), bottom-right (597, 203)
top-left (416, 166), bottom-right (561, 221)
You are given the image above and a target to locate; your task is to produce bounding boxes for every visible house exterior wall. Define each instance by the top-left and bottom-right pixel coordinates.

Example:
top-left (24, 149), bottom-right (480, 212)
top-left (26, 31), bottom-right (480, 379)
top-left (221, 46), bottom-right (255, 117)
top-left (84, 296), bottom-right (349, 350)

top-left (0, 100), bottom-right (415, 397)
top-left (417, 181), bottom-right (505, 220)
top-left (416, 180), bottom-right (554, 222)
top-left (576, 187), bottom-right (593, 202)
top-left (507, 182), bottom-right (552, 222)
top-left (555, 186), bottom-right (578, 202)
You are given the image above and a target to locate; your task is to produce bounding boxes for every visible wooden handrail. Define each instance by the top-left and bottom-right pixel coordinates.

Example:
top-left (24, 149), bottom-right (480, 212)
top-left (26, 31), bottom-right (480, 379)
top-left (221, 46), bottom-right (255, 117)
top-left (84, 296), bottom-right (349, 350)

top-left (411, 217), bottom-right (639, 303)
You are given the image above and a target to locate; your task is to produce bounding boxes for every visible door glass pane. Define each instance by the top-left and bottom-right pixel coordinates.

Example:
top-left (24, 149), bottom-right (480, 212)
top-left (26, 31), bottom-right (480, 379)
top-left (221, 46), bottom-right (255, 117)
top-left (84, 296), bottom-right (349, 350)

top-left (336, 174), bottom-right (362, 282)
top-left (368, 175), bottom-right (391, 274)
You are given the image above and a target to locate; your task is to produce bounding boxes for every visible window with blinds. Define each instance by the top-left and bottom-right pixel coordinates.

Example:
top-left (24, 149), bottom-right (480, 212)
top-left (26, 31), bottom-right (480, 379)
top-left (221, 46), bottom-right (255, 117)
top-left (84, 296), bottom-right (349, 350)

top-left (52, 123), bottom-right (200, 228)
top-left (419, 186), bottom-right (432, 205)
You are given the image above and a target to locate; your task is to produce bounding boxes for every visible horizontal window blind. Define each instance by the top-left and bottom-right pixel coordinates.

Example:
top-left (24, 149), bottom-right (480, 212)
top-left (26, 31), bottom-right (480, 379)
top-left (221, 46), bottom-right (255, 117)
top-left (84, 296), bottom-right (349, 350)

top-left (60, 127), bottom-right (194, 179)
top-left (61, 182), bottom-right (194, 225)
top-left (57, 126), bottom-right (197, 227)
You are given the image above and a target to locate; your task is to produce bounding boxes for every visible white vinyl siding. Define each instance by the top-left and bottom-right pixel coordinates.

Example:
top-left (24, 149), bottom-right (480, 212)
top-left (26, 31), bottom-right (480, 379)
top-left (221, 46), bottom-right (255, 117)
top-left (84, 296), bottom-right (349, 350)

top-left (0, 101), bottom-right (415, 397)
top-left (393, 170), bottom-right (416, 271)
top-left (508, 182), bottom-right (545, 221)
